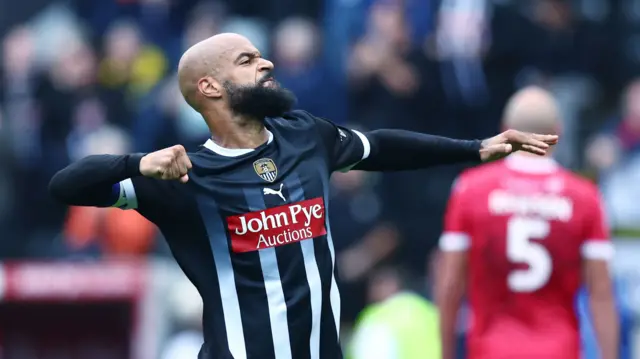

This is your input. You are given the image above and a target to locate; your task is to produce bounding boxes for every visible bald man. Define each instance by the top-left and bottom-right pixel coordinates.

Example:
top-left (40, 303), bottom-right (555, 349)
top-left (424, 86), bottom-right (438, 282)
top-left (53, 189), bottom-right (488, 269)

top-left (49, 35), bottom-right (556, 359)
top-left (436, 87), bottom-right (618, 359)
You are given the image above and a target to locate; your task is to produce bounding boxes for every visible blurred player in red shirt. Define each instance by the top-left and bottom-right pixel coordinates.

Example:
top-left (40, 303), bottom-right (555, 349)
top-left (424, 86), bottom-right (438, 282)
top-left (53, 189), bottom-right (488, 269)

top-left (436, 86), bottom-right (619, 359)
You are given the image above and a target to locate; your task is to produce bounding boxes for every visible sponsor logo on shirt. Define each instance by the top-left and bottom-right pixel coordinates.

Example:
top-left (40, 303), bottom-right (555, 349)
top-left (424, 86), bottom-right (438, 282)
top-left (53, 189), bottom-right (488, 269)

top-left (263, 183), bottom-right (286, 202)
top-left (227, 197), bottom-right (326, 253)
top-left (253, 158), bottom-right (278, 182)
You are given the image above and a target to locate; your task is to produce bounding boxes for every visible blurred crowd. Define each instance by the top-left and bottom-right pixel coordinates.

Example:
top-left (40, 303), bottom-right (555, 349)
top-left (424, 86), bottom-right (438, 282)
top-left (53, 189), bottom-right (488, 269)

top-left (3, 0), bottom-right (640, 355)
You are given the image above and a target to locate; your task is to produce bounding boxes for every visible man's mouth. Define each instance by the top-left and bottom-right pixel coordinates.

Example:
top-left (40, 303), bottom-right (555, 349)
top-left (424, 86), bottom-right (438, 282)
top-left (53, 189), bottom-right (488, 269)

top-left (261, 77), bottom-right (276, 88)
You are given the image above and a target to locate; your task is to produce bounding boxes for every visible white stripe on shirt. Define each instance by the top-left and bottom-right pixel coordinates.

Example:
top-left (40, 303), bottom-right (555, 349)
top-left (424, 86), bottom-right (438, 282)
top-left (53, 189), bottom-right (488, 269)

top-left (300, 240), bottom-right (322, 359)
top-left (211, 233), bottom-right (246, 359)
top-left (259, 248), bottom-right (293, 359)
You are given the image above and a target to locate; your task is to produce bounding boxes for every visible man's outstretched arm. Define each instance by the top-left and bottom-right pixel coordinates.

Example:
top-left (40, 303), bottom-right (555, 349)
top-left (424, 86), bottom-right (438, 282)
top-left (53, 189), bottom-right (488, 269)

top-left (306, 111), bottom-right (558, 172)
top-left (49, 145), bottom-right (192, 207)
top-left (354, 129), bottom-right (558, 171)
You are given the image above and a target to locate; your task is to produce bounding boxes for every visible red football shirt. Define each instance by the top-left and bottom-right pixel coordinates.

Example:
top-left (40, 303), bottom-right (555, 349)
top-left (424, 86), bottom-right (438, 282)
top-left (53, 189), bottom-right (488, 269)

top-left (439, 154), bottom-right (613, 359)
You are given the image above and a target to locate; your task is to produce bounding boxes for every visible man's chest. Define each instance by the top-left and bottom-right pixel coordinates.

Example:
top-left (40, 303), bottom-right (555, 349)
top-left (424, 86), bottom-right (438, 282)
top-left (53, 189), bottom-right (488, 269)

top-left (189, 151), bottom-right (330, 253)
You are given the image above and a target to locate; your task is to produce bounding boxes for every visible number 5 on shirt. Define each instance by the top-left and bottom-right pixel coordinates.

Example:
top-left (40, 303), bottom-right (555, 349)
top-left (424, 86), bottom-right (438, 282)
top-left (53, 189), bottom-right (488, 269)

top-left (506, 216), bottom-right (552, 292)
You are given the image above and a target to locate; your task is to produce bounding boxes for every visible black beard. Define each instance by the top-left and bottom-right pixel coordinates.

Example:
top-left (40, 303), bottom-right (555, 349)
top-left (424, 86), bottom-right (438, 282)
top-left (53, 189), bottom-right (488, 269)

top-left (223, 80), bottom-right (296, 121)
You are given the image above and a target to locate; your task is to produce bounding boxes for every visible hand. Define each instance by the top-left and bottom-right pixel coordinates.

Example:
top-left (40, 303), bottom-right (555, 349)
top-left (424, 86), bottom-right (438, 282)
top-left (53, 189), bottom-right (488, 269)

top-left (479, 129), bottom-right (559, 162)
top-left (139, 145), bottom-right (192, 183)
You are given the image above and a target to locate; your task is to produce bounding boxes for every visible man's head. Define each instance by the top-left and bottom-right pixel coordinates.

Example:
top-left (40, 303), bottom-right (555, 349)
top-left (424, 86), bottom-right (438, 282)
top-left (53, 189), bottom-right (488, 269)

top-left (502, 86), bottom-right (561, 136)
top-left (177, 33), bottom-right (295, 121)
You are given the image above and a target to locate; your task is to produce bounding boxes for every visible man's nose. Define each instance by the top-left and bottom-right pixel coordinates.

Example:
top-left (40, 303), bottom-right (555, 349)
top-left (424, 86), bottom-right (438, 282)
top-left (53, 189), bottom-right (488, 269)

top-left (259, 58), bottom-right (274, 72)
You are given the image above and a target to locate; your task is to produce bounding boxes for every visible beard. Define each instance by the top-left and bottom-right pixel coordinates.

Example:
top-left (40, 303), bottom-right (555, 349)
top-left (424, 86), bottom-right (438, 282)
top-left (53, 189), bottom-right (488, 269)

top-left (223, 77), bottom-right (296, 121)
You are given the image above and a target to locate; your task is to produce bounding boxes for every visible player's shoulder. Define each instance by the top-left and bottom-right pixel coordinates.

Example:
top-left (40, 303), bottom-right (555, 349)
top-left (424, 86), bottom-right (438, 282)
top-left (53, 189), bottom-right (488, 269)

top-left (184, 145), bottom-right (237, 169)
top-left (266, 110), bottom-right (321, 131)
top-left (283, 109), bottom-right (317, 122)
top-left (460, 161), bottom-right (505, 179)
top-left (188, 146), bottom-right (212, 160)
top-left (558, 169), bottom-right (601, 201)
top-left (454, 161), bottom-right (505, 191)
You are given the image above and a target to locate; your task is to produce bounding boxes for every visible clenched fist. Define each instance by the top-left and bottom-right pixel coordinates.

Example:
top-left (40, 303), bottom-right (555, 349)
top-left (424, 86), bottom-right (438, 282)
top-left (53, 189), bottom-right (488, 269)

top-left (139, 145), bottom-right (193, 183)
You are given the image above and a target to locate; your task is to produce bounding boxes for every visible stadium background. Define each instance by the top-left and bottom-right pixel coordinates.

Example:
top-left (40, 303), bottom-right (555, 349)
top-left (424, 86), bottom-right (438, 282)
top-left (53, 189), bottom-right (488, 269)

top-left (1, 0), bottom-right (640, 357)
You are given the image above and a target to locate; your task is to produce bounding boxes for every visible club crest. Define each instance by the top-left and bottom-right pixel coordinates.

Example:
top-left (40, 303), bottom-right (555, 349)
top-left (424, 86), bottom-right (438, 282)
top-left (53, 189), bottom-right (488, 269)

top-left (253, 158), bottom-right (278, 182)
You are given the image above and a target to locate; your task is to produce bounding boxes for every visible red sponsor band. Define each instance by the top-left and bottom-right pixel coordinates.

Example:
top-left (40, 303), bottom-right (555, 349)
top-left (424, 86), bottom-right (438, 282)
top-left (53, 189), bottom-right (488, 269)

top-left (227, 197), bottom-right (327, 253)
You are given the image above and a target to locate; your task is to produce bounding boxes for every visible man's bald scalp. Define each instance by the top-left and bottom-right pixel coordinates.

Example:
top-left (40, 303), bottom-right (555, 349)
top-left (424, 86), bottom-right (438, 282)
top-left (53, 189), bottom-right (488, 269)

top-left (177, 33), bottom-right (251, 109)
top-left (502, 86), bottom-right (561, 135)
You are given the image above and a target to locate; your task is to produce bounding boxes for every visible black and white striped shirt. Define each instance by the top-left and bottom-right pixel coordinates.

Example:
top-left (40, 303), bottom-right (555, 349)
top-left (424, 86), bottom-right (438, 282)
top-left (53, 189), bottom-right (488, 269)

top-left (114, 110), bottom-right (370, 359)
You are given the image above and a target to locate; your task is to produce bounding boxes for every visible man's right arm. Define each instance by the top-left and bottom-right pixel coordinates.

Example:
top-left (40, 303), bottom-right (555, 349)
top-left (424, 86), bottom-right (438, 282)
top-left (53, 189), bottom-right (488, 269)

top-left (49, 145), bottom-right (192, 210)
top-left (49, 154), bottom-right (146, 208)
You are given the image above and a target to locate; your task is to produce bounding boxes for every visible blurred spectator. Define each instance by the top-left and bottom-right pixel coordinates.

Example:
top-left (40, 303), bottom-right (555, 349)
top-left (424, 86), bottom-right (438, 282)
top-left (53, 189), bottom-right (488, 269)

top-left (346, 268), bottom-right (441, 359)
top-left (612, 80), bottom-right (640, 153)
top-left (98, 19), bottom-right (168, 129)
top-left (1, 26), bottom-right (38, 169)
top-left (587, 79), bottom-right (640, 167)
top-left (0, 26), bottom-right (37, 251)
top-left (133, 73), bottom-right (209, 152)
top-left (585, 134), bottom-right (622, 176)
top-left (161, 277), bottom-right (204, 359)
top-left (331, 170), bottom-right (397, 323)
top-left (63, 125), bottom-right (157, 258)
top-left (433, 0), bottom-right (491, 108)
top-left (181, 2), bottom-right (227, 51)
top-left (349, 0), bottom-right (456, 280)
top-left (349, 1), bottom-right (421, 106)
top-left (221, 17), bottom-right (270, 58)
top-left (131, 3), bottom-right (226, 153)
top-left (273, 17), bottom-right (345, 123)
top-left (588, 79), bottom-right (640, 229)
top-left (329, 171), bottom-right (398, 323)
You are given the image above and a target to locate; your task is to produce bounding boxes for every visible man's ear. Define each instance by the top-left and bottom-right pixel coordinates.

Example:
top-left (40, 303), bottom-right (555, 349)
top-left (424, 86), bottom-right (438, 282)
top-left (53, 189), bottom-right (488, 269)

top-left (198, 76), bottom-right (222, 99)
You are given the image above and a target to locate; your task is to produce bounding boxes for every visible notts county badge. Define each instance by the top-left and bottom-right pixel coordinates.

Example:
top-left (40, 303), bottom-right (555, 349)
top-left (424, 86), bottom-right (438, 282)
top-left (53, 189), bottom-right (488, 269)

top-left (253, 158), bottom-right (278, 182)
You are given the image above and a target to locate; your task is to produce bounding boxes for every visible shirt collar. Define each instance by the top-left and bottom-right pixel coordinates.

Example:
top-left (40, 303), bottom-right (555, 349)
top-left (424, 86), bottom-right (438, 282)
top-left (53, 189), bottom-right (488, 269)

top-left (203, 130), bottom-right (274, 157)
top-left (504, 154), bottom-right (558, 174)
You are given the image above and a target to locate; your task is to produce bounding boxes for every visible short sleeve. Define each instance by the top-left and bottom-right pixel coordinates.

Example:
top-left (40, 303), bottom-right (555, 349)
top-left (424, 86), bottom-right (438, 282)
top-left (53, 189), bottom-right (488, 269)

top-left (439, 176), bottom-right (471, 252)
top-left (581, 189), bottom-right (614, 261)
top-left (312, 114), bottom-right (371, 172)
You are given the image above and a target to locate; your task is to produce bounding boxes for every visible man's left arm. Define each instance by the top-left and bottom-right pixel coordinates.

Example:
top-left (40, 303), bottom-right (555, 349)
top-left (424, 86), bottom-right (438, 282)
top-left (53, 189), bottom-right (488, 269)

top-left (581, 189), bottom-right (619, 359)
top-left (356, 130), bottom-right (482, 171)
top-left (311, 113), bottom-right (558, 172)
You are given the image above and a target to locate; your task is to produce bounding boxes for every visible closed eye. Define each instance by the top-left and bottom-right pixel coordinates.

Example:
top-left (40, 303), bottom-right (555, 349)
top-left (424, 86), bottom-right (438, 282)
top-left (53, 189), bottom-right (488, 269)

top-left (235, 51), bottom-right (261, 65)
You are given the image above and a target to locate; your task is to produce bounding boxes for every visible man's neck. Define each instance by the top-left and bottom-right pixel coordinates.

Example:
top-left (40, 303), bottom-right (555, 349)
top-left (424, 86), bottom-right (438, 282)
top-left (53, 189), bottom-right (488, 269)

top-left (516, 152), bottom-right (553, 158)
top-left (203, 109), bottom-right (269, 149)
